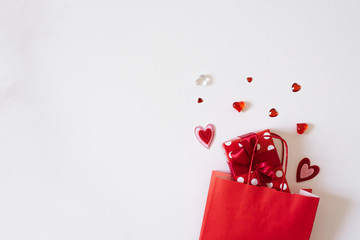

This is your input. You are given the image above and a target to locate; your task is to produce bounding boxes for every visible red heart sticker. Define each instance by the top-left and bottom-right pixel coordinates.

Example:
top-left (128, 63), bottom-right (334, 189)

top-left (194, 124), bottom-right (215, 149)
top-left (296, 158), bottom-right (320, 182)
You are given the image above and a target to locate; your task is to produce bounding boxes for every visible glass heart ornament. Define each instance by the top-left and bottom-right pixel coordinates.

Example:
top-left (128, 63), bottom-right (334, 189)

top-left (292, 83), bottom-right (301, 92)
top-left (233, 101), bottom-right (246, 112)
top-left (195, 75), bottom-right (212, 86)
top-left (269, 108), bottom-right (278, 117)
top-left (297, 123), bottom-right (308, 134)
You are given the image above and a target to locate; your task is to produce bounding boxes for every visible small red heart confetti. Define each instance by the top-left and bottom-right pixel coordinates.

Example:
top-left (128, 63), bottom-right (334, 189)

top-left (297, 123), bottom-right (308, 134)
top-left (233, 101), bottom-right (246, 112)
top-left (197, 98), bottom-right (203, 103)
top-left (268, 108), bottom-right (278, 117)
top-left (296, 158), bottom-right (320, 182)
top-left (194, 124), bottom-right (215, 149)
top-left (292, 83), bottom-right (301, 92)
top-left (247, 77), bottom-right (253, 83)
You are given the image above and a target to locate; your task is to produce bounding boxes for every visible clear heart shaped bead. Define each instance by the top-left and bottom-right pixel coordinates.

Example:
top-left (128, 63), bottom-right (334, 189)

top-left (195, 75), bottom-right (212, 86)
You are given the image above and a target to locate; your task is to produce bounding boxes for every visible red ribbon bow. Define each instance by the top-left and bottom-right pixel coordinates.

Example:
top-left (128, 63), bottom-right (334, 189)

top-left (229, 133), bottom-right (280, 185)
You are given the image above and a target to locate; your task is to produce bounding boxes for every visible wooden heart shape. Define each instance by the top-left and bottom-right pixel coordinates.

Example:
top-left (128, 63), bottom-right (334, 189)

top-left (194, 124), bottom-right (215, 149)
top-left (296, 158), bottom-right (320, 182)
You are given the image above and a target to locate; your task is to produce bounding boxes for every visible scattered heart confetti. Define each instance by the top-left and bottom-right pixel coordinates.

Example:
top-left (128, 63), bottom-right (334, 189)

top-left (247, 77), bottom-right (253, 83)
top-left (268, 108), bottom-right (278, 117)
top-left (198, 98), bottom-right (203, 103)
top-left (195, 75), bottom-right (212, 86)
top-left (296, 158), bottom-right (320, 182)
top-left (233, 101), bottom-right (246, 112)
top-left (194, 124), bottom-right (215, 149)
top-left (292, 83), bottom-right (301, 92)
top-left (297, 123), bottom-right (308, 134)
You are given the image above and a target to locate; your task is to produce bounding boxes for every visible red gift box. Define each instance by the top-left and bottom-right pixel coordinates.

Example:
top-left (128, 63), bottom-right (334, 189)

top-left (222, 129), bottom-right (290, 192)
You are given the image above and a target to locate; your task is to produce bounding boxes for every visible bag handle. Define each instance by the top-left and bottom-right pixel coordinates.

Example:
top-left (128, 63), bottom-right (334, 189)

top-left (247, 133), bottom-right (288, 192)
top-left (271, 132), bottom-right (285, 165)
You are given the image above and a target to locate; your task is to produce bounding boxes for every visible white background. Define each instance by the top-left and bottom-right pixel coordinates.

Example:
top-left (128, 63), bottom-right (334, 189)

top-left (0, 0), bottom-right (359, 239)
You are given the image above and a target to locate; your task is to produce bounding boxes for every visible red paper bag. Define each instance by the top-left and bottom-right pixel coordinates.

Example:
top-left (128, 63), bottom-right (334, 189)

top-left (200, 134), bottom-right (320, 240)
top-left (200, 171), bottom-right (319, 240)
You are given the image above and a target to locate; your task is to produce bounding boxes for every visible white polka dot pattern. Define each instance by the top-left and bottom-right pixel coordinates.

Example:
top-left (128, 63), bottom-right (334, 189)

top-left (267, 145), bottom-right (275, 151)
top-left (237, 177), bottom-right (244, 183)
top-left (251, 178), bottom-right (258, 185)
top-left (280, 183), bottom-right (287, 190)
top-left (263, 132), bottom-right (270, 140)
top-left (276, 170), bottom-right (283, 178)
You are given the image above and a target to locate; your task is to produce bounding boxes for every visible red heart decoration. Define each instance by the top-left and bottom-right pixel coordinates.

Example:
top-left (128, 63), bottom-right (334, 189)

top-left (297, 123), bottom-right (308, 134)
top-left (233, 101), bottom-right (246, 112)
top-left (194, 124), bottom-right (215, 149)
top-left (296, 158), bottom-right (320, 182)
top-left (292, 83), bottom-right (301, 92)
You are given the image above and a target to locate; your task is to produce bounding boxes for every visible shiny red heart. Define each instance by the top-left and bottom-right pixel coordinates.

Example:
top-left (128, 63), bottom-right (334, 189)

top-left (233, 101), bottom-right (246, 112)
top-left (297, 123), bottom-right (308, 134)
top-left (292, 83), bottom-right (301, 92)
top-left (296, 158), bottom-right (320, 182)
top-left (194, 124), bottom-right (215, 149)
